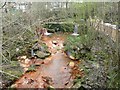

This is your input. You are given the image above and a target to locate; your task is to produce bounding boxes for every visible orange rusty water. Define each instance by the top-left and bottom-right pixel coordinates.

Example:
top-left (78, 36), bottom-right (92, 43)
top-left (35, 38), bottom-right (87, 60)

top-left (14, 33), bottom-right (82, 88)
top-left (39, 51), bottom-right (73, 88)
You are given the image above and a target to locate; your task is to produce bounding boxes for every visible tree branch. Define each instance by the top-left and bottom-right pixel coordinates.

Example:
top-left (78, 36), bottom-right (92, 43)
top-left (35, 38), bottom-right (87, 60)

top-left (1, 2), bottom-right (7, 9)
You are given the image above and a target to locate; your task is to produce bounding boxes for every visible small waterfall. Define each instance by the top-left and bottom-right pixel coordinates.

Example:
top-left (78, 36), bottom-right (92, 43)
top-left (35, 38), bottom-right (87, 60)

top-left (31, 49), bottom-right (34, 57)
top-left (44, 28), bottom-right (52, 36)
top-left (74, 24), bottom-right (78, 33)
top-left (72, 23), bottom-right (79, 36)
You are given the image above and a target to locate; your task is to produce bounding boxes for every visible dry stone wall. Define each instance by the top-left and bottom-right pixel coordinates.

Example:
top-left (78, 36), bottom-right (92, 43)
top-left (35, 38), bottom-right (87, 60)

top-left (91, 19), bottom-right (120, 42)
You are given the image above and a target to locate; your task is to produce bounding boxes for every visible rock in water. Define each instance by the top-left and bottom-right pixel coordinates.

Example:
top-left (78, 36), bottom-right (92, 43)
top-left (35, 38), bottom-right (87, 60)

top-left (52, 41), bottom-right (58, 45)
top-left (20, 56), bottom-right (27, 59)
top-left (69, 61), bottom-right (75, 68)
top-left (69, 55), bottom-right (75, 60)
top-left (36, 51), bottom-right (50, 59)
top-left (25, 58), bottom-right (30, 64)
top-left (65, 51), bottom-right (75, 60)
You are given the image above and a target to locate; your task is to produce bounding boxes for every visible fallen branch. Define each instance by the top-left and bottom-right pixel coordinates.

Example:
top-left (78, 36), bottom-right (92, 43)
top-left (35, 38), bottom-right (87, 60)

top-left (0, 70), bottom-right (19, 78)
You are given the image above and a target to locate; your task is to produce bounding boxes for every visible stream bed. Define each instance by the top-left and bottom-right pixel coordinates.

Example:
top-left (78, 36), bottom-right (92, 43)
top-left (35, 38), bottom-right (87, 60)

top-left (12, 33), bottom-right (83, 88)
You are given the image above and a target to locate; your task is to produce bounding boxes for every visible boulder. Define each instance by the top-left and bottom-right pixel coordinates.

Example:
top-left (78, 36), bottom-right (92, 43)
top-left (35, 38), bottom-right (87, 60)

top-left (36, 51), bottom-right (50, 59)
top-left (69, 61), bottom-right (75, 68)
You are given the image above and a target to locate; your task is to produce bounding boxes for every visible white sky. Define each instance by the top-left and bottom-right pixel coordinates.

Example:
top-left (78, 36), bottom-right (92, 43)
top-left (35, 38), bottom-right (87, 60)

top-left (1, 0), bottom-right (119, 2)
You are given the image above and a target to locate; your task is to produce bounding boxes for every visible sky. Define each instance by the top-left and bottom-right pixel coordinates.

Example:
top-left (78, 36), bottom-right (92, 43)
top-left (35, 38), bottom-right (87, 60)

top-left (1, 0), bottom-right (119, 2)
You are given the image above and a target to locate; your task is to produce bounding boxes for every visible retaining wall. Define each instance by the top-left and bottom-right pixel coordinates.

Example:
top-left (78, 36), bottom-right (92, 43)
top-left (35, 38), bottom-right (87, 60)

top-left (91, 19), bottom-right (120, 42)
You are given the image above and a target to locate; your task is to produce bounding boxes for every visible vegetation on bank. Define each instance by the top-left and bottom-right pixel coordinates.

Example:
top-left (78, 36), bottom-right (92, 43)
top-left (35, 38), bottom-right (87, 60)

top-left (63, 28), bottom-right (119, 88)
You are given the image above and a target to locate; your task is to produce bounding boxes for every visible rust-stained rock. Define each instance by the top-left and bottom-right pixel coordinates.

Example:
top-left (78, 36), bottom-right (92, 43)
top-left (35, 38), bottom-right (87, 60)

top-left (24, 68), bottom-right (28, 72)
top-left (20, 56), bottom-right (27, 59)
top-left (52, 40), bottom-right (58, 45)
top-left (69, 61), bottom-right (75, 68)
top-left (25, 58), bottom-right (30, 64)
top-left (69, 55), bottom-right (75, 60)
top-left (36, 51), bottom-right (50, 58)
top-left (20, 63), bottom-right (29, 68)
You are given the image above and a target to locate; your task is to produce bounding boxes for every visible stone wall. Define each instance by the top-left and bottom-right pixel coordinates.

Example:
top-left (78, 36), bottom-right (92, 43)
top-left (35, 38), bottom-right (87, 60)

top-left (91, 19), bottom-right (120, 42)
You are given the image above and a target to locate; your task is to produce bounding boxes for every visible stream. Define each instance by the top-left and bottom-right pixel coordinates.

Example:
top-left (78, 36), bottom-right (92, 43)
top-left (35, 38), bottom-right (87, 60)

top-left (13, 33), bottom-right (83, 88)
